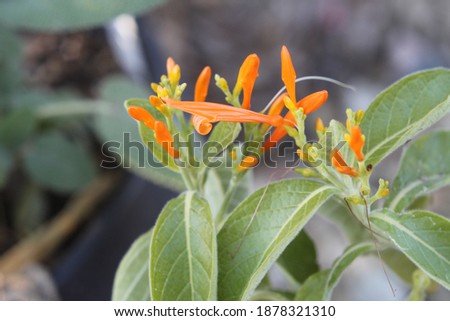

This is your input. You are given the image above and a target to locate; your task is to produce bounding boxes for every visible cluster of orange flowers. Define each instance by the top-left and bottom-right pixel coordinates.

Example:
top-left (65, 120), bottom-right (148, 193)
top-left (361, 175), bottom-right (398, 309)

top-left (127, 45), bottom-right (366, 175)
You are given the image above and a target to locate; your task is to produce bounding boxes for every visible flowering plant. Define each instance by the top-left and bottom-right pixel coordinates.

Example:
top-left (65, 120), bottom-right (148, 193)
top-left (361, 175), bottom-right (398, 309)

top-left (113, 46), bottom-right (450, 300)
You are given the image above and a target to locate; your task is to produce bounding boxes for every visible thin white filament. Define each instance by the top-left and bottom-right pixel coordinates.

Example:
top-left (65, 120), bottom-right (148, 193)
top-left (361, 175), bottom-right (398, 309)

top-left (261, 76), bottom-right (356, 113)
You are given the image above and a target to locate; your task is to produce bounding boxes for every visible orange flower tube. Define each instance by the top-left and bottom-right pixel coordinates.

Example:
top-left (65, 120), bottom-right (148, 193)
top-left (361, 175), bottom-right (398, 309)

top-left (331, 149), bottom-right (358, 177)
top-left (281, 46), bottom-right (297, 103)
top-left (154, 121), bottom-right (179, 158)
top-left (262, 90), bottom-right (328, 151)
top-left (194, 66), bottom-right (212, 102)
top-left (127, 106), bottom-right (179, 158)
top-left (346, 125), bottom-right (365, 162)
top-left (236, 54), bottom-right (260, 109)
top-left (164, 98), bottom-right (284, 135)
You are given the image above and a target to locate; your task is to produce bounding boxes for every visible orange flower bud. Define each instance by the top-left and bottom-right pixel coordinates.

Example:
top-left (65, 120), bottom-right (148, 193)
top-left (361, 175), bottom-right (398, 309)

top-left (259, 93), bottom-right (287, 134)
top-left (194, 66), bottom-right (212, 102)
top-left (237, 155), bottom-right (259, 171)
top-left (166, 57), bottom-right (176, 75)
top-left (297, 90), bottom-right (328, 114)
top-left (268, 93), bottom-right (288, 117)
top-left (316, 118), bottom-right (325, 133)
top-left (331, 149), bottom-right (358, 177)
top-left (128, 106), bottom-right (156, 129)
top-left (346, 126), bottom-right (365, 162)
top-left (236, 54), bottom-right (260, 109)
top-left (281, 45), bottom-right (297, 103)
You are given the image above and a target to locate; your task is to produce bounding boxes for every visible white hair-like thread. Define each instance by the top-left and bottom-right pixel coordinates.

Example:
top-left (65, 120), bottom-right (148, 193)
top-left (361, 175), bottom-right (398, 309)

top-left (261, 76), bottom-right (356, 113)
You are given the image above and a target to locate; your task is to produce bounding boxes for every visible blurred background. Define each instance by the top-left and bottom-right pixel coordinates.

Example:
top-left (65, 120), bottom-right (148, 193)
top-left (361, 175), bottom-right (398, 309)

top-left (0, 0), bottom-right (449, 300)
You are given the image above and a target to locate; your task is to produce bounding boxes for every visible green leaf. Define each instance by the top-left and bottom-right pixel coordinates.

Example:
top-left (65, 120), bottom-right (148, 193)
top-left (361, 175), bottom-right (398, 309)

top-left (277, 231), bottom-right (319, 285)
top-left (0, 108), bottom-right (36, 151)
top-left (295, 242), bottom-right (374, 300)
top-left (149, 192), bottom-right (217, 300)
top-left (360, 68), bottom-right (450, 165)
top-left (112, 229), bottom-right (152, 301)
top-left (0, 0), bottom-right (165, 31)
top-left (0, 146), bottom-right (12, 188)
top-left (217, 179), bottom-right (337, 300)
top-left (382, 248), bottom-right (417, 284)
top-left (319, 198), bottom-right (369, 243)
top-left (371, 209), bottom-right (450, 289)
top-left (203, 165), bottom-right (253, 217)
top-left (385, 131), bottom-right (450, 211)
top-left (23, 132), bottom-right (98, 193)
top-left (125, 98), bottom-right (179, 172)
top-left (203, 122), bottom-right (241, 164)
top-left (203, 168), bottom-right (226, 216)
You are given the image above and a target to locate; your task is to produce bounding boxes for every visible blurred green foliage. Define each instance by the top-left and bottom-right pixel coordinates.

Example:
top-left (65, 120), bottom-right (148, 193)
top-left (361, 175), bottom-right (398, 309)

top-left (0, 0), bottom-right (166, 237)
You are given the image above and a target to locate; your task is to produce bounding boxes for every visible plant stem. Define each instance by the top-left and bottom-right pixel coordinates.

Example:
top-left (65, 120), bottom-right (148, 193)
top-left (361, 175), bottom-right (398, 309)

top-left (215, 173), bottom-right (242, 228)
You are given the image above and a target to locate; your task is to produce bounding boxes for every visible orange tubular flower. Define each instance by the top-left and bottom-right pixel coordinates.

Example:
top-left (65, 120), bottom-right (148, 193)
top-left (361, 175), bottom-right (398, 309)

top-left (154, 121), bottom-right (179, 158)
top-left (268, 93), bottom-right (288, 117)
top-left (192, 115), bottom-right (213, 135)
top-left (346, 125), bottom-right (365, 162)
top-left (128, 106), bottom-right (156, 129)
top-left (281, 45), bottom-right (297, 103)
top-left (236, 54), bottom-right (260, 109)
top-left (194, 66), bottom-right (212, 102)
top-left (331, 149), bottom-right (358, 177)
top-left (262, 90), bottom-right (328, 151)
top-left (127, 106), bottom-right (179, 158)
top-left (164, 98), bottom-right (284, 135)
top-left (259, 93), bottom-right (288, 133)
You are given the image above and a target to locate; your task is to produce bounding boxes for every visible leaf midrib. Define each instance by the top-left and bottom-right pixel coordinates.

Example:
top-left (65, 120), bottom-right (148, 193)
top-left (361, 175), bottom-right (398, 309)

top-left (239, 185), bottom-right (336, 300)
top-left (365, 95), bottom-right (449, 162)
top-left (372, 214), bottom-right (450, 267)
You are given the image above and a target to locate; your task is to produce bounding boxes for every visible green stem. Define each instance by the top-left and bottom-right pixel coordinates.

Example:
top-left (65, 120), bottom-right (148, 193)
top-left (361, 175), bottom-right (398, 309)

top-left (215, 173), bottom-right (242, 228)
top-left (179, 166), bottom-right (196, 191)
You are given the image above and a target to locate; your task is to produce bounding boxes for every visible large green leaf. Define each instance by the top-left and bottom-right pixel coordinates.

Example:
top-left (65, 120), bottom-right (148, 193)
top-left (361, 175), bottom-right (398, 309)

top-left (217, 179), bottom-right (337, 300)
top-left (149, 192), bottom-right (217, 300)
top-left (385, 131), bottom-right (450, 211)
top-left (0, 0), bottom-right (165, 31)
top-left (360, 68), bottom-right (450, 165)
top-left (371, 209), bottom-right (450, 289)
top-left (93, 77), bottom-right (183, 191)
top-left (112, 230), bottom-right (152, 301)
top-left (295, 242), bottom-right (374, 300)
top-left (23, 132), bottom-right (98, 193)
top-left (277, 231), bottom-right (319, 285)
